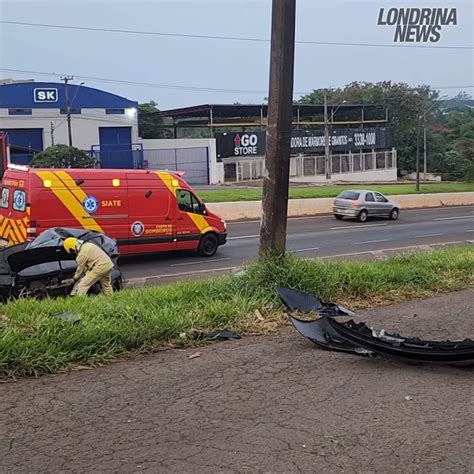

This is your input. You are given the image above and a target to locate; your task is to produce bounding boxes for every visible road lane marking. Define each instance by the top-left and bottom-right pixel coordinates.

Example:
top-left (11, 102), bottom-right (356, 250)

top-left (330, 223), bottom-right (388, 230)
top-left (403, 206), bottom-right (474, 212)
top-left (433, 215), bottom-right (473, 221)
top-left (171, 258), bottom-right (231, 267)
top-left (227, 215), bottom-right (329, 225)
top-left (294, 247), bottom-right (319, 253)
top-left (226, 206), bottom-right (474, 225)
top-left (414, 233), bottom-right (443, 238)
top-left (319, 241), bottom-right (467, 259)
top-left (352, 239), bottom-right (390, 245)
top-left (126, 240), bottom-right (472, 285)
top-left (126, 266), bottom-right (238, 283)
top-left (228, 234), bottom-right (260, 240)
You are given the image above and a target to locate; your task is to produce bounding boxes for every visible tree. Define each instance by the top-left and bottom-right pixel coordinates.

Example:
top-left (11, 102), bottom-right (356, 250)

top-left (138, 101), bottom-right (173, 139)
top-left (443, 109), bottom-right (474, 181)
top-left (30, 145), bottom-right (96, 168)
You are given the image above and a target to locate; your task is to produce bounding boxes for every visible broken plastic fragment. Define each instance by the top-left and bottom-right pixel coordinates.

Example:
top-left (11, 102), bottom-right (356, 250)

top-left (281, 287), bottom-right (474, 366)
top-left (192, 329), bottom-right (241, 341)
top-left (277, 287), bottom-right (355, 317)
top-left (54, 312), bottom-right (81, 323)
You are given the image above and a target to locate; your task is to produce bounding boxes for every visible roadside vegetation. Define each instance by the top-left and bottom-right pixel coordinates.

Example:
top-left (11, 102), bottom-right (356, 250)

top-left (1, 247), bottom-right (472, 378)
top-left (198, 182), bottom-right (474, 203)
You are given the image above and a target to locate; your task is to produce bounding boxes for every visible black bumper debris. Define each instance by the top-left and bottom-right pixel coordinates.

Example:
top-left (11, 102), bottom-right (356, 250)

top-left (278, 287), bottom-right (474, 366)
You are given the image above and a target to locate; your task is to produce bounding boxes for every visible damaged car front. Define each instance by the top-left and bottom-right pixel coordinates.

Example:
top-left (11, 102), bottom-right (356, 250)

top-left (0, 228), bottom-right (123, 300)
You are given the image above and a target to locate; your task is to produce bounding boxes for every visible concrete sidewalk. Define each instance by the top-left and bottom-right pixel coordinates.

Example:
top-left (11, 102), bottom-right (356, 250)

top-left (208, 192), bottom-right (474, 220)
top-left (1, 290), bottom-right (473, 473)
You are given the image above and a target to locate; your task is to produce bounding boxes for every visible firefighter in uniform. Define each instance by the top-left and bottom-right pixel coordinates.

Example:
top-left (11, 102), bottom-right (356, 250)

top-left (63, 237), bottom-right (114, 296)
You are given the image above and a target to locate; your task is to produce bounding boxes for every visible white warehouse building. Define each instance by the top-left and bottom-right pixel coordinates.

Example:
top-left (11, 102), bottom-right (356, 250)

top-left (0, 81), bottom-right (141, 168)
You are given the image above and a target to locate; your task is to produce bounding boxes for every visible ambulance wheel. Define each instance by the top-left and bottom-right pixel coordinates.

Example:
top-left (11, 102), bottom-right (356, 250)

top-left (198, 233), bottom-right (218, 257)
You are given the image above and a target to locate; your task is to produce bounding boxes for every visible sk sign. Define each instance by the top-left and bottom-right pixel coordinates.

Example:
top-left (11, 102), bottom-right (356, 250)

top-left (34, 88), bottom-right (58, 103)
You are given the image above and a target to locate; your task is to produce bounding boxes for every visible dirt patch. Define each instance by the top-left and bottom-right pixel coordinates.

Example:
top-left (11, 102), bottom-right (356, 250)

top-left (1, 290), bottom-right (473, 472)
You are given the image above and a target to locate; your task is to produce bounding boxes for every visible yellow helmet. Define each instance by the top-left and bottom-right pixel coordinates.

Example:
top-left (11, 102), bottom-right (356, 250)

top-left (63, 237), bottom-right (78, 254)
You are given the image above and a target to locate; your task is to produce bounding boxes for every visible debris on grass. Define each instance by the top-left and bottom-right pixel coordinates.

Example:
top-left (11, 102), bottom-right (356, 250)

top-left (188, 352), bottom-right (202, 360)
top-left (279, 287), bottom-right (474, 367)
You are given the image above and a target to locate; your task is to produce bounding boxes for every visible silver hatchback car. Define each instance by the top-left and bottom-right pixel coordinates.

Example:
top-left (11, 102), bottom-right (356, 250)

top-left (332, 190), bottom-right (400, 222)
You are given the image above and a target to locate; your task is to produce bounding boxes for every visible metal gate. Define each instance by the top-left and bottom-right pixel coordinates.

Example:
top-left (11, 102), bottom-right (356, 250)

top-left (2, 128), bottom-right (44, 165)
top-left (143, 147), bottom-right (210, 185)
top-left (97, 127), bottom-right (135, 168)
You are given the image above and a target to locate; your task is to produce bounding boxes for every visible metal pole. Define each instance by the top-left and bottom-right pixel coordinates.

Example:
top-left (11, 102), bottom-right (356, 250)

top-left (259, 0), bottom-right (296, 257)
top-left (50, 122), bottom-right (55, 146)
top-left (61, 75), bottom-right (74, 146)
top-left (324, 92), bottom-right (331, 181)
top-left (416, 112), bottom-right (421, 192)
top-left (173, 118), bottom-right (178, 139)
top-left (423, 122), bottom-right (427, 179)
top-left (209, 107), bottom-right (214, 138)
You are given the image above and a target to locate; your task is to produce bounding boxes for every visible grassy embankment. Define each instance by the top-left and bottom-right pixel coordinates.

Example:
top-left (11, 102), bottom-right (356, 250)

top-left (1, 247), bottom-right (473, 378)
top-left (198, 182), bottom-right (474, 203)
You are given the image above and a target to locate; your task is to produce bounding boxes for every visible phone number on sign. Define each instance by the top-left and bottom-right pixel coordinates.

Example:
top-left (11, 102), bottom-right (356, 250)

top-left (354, 132), bottom-right (376, 147)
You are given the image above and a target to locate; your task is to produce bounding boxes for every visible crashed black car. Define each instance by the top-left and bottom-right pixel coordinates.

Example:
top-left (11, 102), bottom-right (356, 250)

top-left (0, 228), bottom-right (123, 300)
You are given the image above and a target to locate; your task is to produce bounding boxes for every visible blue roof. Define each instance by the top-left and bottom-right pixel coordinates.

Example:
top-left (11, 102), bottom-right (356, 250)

top-left (0, 82), bottom-right (137, 109)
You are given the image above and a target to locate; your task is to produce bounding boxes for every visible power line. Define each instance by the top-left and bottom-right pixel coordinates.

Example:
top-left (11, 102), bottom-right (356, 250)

top-left (0, 68), bottom-right (270, 94)
top-left (1, 20), bottom-right (473, 50)
top-left (1, 68), bottom-right (473, 97)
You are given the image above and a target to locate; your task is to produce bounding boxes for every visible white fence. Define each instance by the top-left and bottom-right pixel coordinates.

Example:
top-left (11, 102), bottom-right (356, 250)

top-left (223, 149), bottom-right (397, 182)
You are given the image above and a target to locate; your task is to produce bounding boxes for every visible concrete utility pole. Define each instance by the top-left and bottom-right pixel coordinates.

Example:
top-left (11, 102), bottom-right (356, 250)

top-left (61, 75), bottom-right (74, 146)
top-left (325, 98), bottom-right (346, 180)
top-left (416, 108), bottom-right (421, 192)
top-left (416, 95), bottom-right (447, 191)
top-left (423, 123), bottom-right (427, 179)
top-left (259, 0), bottom-right (296, 257)
top-left (324, 92), bottom-right (331, 180)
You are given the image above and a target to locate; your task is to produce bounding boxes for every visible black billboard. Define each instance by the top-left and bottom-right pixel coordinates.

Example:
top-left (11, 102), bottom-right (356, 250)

top-left (216, 127), bottom-right (395, 160)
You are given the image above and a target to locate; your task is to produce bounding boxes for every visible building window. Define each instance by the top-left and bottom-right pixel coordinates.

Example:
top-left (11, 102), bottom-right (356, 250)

top-left (60, 108), bottom-right (81, 114)
top-left (105, 108), bottom-right (125, 115)
top-left (8, 109), bottom-right (32, 115)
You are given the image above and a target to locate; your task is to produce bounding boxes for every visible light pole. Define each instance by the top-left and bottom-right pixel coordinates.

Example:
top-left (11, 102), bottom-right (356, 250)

top-left (324, 92), bottom-right (330, 180)
top-left (416, 95), bottom-right (447, 191)
top-left (60, 77), bottom-right (85, 147)
top-left (61, 76), bottom-right (74, 146)
top-left (324, 94), bottom-right (346, 181)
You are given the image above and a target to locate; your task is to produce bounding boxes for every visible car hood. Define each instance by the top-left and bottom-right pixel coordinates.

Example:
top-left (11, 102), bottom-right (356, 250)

top-left (3, 228), bottom-right (119, 274)
top-left (26, 228), bottom-right (119, 255)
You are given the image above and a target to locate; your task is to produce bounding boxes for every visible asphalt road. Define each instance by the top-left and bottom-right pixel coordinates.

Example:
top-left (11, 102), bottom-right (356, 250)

top-left (121, 205), bottom-right (474, 284)
top-left (2, 290), bottom-right (473, 472)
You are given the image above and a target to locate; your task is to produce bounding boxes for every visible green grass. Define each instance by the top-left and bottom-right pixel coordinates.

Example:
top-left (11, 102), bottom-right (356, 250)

top-left (198, 182), bottom-right (474, 203)
top-left (1, 247), bottom-right (473, 378)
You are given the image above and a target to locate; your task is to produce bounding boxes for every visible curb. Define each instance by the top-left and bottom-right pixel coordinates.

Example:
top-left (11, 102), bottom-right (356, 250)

top-left (207, 192), bottom-right (474, 221)
top-left (124, 240), bottom-right (474, 289)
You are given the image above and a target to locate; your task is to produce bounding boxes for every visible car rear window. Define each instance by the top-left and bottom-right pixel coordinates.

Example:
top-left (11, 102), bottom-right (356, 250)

top-left (337, 191), bottom-right (360, 200)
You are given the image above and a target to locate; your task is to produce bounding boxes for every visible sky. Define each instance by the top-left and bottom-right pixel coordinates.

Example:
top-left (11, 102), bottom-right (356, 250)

top-left (0, 0), bottom-right (473, 109)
